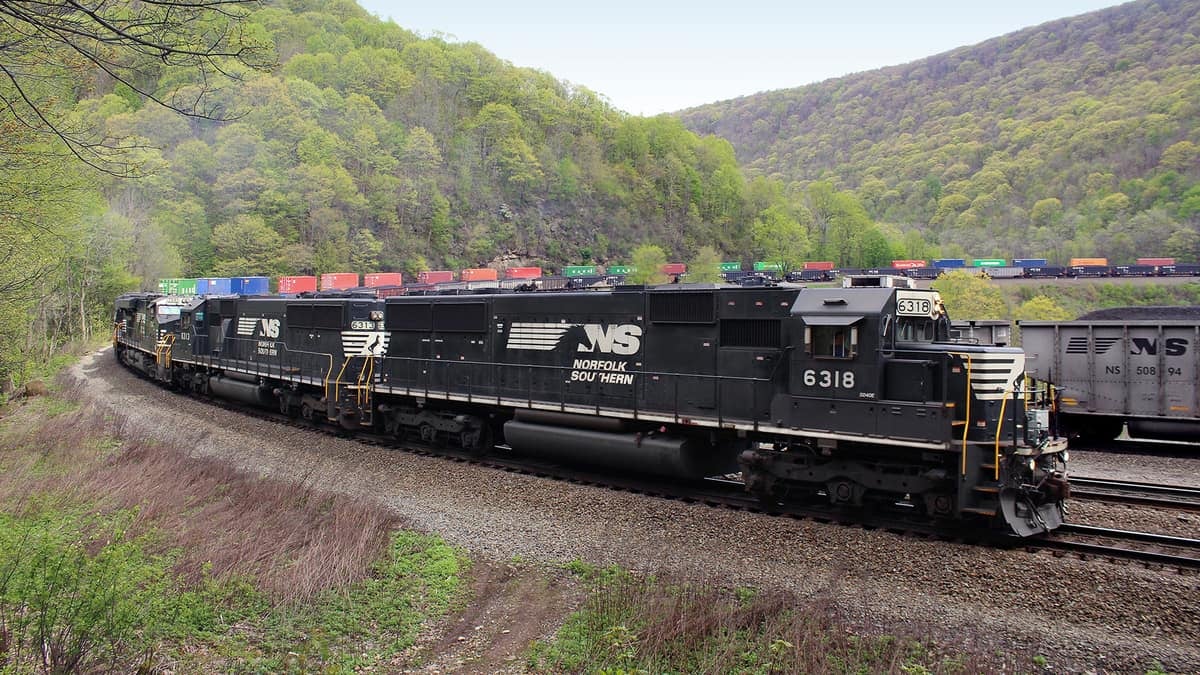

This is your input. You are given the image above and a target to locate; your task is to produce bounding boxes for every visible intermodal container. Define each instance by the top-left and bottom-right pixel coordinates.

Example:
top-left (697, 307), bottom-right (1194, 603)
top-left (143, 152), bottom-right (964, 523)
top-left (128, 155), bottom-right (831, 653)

top-left (197, 277), bottom-right (232, 295)
top-left (461, 268), bottom-right (498, 282)
top-left (753, 261), bottom-right (784, 272)
top-left (157, 279), bottom-right (176, 294)
top-left (1136, 257), bottom-right (1175, 266)
top-left (607, 265), bottom-right (634, 275)
top-left (278, 276), bottom-right (318, 294)
top-left (364, 272), bottom-right (403, 287)
top-left (720, 261), bottom-right (742, 272)
top-left (932, 259), bottom-right (966, 268)
top-left (177, 278), bottom-right (198, 295)
top-left (1069, 257), bottom-right (1108, 267)
top-left (562, 265), bottom-right (598, 277)
top-left (418, 270), bottom-right (455, 284)
top-left (972, 258), bottom-right (1007, 267)
top-left (803, 261), bottom-right (835, 271)
top-left (231, 276), bottom-right (269, 295)
top-left (890, 259), bottom-right (927, 270)
top-left (320, 272), bottom-right (359, 290)
top-left (661, 263), bottom-right (687, 275)
top-left (1012, 258), bottom-right (1048, 267)
top-left (505, 266), bottom-right (542, 279)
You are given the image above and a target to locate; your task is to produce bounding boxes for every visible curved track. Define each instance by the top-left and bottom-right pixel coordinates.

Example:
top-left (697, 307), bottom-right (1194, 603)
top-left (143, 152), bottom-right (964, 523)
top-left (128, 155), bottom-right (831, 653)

top-left (1034, 523), bottom-right (1200, 570)
top-left (1069, 476), bottom-right (1200, 512)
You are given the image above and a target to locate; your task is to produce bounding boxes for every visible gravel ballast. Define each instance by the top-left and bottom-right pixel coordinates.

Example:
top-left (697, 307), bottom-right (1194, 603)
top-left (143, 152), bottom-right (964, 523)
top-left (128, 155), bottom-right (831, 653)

top-left (71, 350), bottom-right (1200, 672)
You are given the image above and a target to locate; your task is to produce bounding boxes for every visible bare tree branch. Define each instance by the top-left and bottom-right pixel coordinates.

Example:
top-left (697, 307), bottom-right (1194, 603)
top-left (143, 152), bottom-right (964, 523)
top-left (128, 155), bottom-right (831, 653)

top-left (0, 0), bottom-right (275, 175)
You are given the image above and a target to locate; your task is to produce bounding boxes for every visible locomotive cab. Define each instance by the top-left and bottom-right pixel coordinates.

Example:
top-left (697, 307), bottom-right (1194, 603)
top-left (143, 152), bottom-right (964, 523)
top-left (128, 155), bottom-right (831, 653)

top-left (745, 285), bottom-right (1067, 536)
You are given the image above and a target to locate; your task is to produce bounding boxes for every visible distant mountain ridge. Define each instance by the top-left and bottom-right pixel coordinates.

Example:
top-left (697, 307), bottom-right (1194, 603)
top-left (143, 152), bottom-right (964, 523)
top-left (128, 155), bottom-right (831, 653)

top-left (678, 0), bottom-right (1200, 263)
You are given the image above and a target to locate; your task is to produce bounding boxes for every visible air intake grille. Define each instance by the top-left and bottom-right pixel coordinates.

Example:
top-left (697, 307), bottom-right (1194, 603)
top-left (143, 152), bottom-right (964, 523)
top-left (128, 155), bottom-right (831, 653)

top-left (649, 292), bottom-right (714, 324)
top-left (720, 319), bottom-right (781, 348)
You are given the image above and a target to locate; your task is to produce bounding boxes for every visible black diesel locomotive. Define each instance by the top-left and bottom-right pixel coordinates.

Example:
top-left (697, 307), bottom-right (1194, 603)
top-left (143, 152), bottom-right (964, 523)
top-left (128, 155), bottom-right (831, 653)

top-left (114, 282), bottom-right (1068, 537)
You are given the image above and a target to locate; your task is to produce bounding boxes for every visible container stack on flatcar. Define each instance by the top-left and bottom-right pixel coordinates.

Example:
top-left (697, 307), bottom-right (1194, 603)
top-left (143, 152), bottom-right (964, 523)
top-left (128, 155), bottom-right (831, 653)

top-left (116, 278), bottom-right (1069, 538)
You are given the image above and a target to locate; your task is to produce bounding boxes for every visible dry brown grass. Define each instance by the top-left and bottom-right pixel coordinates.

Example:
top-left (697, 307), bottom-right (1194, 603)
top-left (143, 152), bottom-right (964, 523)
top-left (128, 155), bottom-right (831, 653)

top-left (0, 382), bottom-right (400, 604)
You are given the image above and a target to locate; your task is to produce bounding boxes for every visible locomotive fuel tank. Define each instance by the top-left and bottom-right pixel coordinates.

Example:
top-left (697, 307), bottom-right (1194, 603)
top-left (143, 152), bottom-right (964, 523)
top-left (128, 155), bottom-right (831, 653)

top-left (503, 412), bottom-right (742, 478)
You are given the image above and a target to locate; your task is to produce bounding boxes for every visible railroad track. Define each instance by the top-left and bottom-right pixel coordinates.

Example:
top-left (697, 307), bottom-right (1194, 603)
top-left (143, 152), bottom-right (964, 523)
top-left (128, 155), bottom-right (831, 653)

top-left (1034, 523), bottom-right (1200, 570)
top-left (1069, 476), bottom-right (1200, 512)
top-left (1071, 438), bottom-right (1199, 458)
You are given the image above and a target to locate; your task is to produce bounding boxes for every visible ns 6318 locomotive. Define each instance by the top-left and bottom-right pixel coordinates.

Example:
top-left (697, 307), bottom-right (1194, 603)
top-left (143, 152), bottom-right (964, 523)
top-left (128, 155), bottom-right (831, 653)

top-left (114, 281), bottom-right (1068, 537)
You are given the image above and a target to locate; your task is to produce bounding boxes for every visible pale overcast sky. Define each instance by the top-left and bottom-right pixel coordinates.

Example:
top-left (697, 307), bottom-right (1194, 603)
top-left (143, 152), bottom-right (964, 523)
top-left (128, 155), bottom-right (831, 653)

top-left (356, 1), bottom-right (1126, 116)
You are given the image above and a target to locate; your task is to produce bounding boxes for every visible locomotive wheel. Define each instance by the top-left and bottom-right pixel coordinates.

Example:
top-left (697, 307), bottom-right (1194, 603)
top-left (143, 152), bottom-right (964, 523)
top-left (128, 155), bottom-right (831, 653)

top-left (300, 402), bottom-right (316, 422)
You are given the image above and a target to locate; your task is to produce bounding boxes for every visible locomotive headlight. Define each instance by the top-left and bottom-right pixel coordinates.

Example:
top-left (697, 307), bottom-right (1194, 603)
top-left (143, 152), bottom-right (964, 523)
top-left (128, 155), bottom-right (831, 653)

top-left (1026, 458), bottom-right (1036, 472)
top-left (370, 310), bottom-right (384, 321)
top-left (1062, 451), bottom-right (1069, 463)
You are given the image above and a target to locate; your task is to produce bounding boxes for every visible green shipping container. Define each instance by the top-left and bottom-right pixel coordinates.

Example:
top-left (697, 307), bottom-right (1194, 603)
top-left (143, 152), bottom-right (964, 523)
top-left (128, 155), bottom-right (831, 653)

top-left (607, 265), bottom-right (634, 275)
top-left (177, 278), bottom-right (198, 294)
top-left (972, 258), bottom-right (1007, 267)
top-left (720, 261), bottom-right (742, 272)
top-left (753, 261), bottom-right (783, 271)
top-left (562, 265), bottom-right (598, 277)
top-left (157, 278), bottom-right (175, 294)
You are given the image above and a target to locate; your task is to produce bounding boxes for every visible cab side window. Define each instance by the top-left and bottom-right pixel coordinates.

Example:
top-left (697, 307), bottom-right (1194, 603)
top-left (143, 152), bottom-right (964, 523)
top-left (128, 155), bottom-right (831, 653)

top-left (807, 325), bottom-right (857, 359)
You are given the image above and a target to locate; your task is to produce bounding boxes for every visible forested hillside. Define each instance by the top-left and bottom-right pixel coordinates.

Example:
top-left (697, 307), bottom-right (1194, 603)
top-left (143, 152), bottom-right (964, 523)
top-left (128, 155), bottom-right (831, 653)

top-left (679, 0), bottom-right (1200, 264)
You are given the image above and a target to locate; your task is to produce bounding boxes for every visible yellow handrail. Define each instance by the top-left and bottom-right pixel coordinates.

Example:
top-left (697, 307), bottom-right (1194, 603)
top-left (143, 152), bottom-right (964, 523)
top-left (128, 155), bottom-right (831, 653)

top-left (993, 385), bottom-right (1014, 482)
top-left (961, 354), bottom-right (971, 476)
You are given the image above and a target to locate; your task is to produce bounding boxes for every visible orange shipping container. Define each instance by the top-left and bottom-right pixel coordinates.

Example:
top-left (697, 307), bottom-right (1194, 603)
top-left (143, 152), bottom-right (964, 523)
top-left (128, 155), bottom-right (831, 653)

top-left (418, 270), bottom-right (455, 284)
top-left (891, 259), bottom-right (927, 269)
top-left (803, 261), bottom-right (835, 271)
top-left (661, 263), bottom-right (687, 275)
top-left (278, 275), bottom-right (317, 293)
top-left (505, 266), bottom-right (542, 279)
top-left (320, 272), bottom-right (359, 290)
top-left (1069, 257), bottom-right (1108, 267)
top-left (1136, 257), bottom-right (1175, 266)
top-left (461, 268), bottom-right (499, 281)
top-left (364, 272), bottom-right (403, 287)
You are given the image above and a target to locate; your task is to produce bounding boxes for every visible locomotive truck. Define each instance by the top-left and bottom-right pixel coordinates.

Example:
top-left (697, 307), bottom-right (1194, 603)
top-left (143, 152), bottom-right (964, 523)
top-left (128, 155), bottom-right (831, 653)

top-left (114, 282), bottom-right (1069, 537)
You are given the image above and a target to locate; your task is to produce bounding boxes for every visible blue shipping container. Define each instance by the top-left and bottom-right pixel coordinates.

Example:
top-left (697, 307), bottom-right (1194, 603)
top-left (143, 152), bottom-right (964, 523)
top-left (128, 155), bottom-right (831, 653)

top-left (1012, 258), bottom-right (1048, 267)
top-left (231, 276), bottom-right (270, 295)
top-left (932, 259), bottom-right (966, 268)
top-left (198, 277), bottom-right (232, 295)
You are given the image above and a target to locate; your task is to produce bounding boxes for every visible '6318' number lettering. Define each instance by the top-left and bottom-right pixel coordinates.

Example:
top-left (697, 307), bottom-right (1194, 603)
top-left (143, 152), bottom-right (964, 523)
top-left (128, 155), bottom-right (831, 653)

top-left (802, 369), bottom-right (855, 389)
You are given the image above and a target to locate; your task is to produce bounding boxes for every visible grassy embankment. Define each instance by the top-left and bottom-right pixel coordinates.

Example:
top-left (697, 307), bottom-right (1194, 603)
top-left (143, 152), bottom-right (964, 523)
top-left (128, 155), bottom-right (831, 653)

top-left (0, 370), bottom-right (466, 672)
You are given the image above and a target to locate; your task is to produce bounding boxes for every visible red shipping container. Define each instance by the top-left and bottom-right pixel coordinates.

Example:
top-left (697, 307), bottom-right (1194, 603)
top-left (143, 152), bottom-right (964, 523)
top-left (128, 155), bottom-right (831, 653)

top-left (661, 263), bottom-right (687, 275)
top-left (278, 275), bottom-right (317, 293)
top-left (1136, 257), bottom-right (1175, 266)
top-left (320, 272), bottom-right (359, 290)
top-left (364, 272), bottom-right (403, 287)
top-left (461, 268), bottom-right (499, 281)
top-left (803, 261), bottom-right (835, 271)
top-left (418, 270), bottom-right (455, 284)
top-left (505, 266), bottom-right (543, 279)
top-left (891, 259), bottom-right (927, 270)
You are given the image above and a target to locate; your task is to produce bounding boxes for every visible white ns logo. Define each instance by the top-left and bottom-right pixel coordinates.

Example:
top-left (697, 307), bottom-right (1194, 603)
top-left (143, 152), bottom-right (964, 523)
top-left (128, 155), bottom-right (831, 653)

top-left (578, 324), bottom-right (642, 355)
top-left (260, 318), bottom-right (280, 338)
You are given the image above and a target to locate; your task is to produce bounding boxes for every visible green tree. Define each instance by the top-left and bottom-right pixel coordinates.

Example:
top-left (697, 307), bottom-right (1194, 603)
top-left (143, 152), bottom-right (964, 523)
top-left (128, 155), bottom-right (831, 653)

top-left (628, 244), bottom-right (669, 285)
top-left (751, 205), bottom-right (811, 271)
top-left (687, 246), bottom-right (724, 283)
top-left (211, 215), bottom-right (286, 276)
top-left (1014, 296), bottom-right (1072, 322)
top-left (931, 270), bottom-right (1007, 320)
